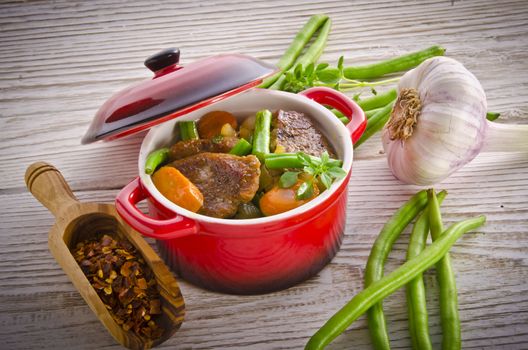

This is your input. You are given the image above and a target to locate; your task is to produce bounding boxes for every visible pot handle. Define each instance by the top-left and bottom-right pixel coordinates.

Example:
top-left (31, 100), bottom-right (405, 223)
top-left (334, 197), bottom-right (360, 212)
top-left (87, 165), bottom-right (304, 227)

top-left (115, 177), bottom-right (198, 240)
top-left (299, 87), bottom-right (366, 144)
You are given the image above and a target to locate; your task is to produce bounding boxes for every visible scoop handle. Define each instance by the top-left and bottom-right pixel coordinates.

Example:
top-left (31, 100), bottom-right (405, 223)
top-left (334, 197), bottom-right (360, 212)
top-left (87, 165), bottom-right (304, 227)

top-left (25, 162), bottom-right (79, 218)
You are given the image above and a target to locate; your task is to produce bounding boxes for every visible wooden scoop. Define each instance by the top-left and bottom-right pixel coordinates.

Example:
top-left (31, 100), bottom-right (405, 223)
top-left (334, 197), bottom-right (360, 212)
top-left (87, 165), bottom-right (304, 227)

top-left (25, 162), bottom-right (185, 350)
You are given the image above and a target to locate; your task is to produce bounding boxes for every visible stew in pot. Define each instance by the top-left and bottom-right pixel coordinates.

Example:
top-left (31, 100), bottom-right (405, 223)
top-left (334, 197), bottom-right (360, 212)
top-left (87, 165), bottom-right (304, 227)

top-left (145, 109), bottom-right (346, 219)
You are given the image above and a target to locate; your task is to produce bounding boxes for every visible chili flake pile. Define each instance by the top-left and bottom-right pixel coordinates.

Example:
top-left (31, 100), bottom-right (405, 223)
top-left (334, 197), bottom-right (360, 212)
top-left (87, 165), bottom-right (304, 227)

top-left (72, 234), bottom-right (164, 341)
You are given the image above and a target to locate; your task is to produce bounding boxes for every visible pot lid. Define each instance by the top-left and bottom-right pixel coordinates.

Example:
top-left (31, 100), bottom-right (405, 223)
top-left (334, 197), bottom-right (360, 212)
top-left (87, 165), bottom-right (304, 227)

top-left (81, 48), bottom-right (277, 144)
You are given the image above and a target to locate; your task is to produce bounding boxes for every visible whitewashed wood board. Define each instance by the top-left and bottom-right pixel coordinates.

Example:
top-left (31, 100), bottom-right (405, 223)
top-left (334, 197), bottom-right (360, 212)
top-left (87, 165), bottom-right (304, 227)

top-left (1, 0), bottom-right (527, 349)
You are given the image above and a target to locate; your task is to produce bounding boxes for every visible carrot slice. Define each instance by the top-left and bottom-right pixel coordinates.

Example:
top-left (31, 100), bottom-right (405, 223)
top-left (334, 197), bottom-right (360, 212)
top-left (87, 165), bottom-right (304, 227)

top-left (152, 166), bottom-right (204, 213)
top-left (197, 111), bottom-right (238, 139)
top-left (259, 180), bottom-right (319, 216)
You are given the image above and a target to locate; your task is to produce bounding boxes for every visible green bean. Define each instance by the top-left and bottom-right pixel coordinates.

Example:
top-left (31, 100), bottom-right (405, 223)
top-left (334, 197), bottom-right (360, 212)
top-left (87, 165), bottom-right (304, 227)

top-left (333, 107), bottom-right (381, 122)
top-left (305, 215), bottom-right (486, 350)
top-left (269, 18), bottom-right (332, 90)
top-left (486, 111), bottom-right (500, 121)
top-left (357, 89), bottom-right (397, 111)
top-left (144, 148), bottom-right (170, 175)
top-left (365, 108), bottom-right (382, 119)
top-left (259, 15), bottom-right (329, 89)
top-left (354, 100), bottom-right (395, 148)
top-left (264, 154), bottom-right (302, 168)
top-left (343, 45), bottom-right (445, 80)
top-left (251, 109), bottom-right (272, 160)
top-left (264, 153), bottom-right (342, 169)
top-left (363, 189), bottom-right (430, 350)
top-left (406, 210), bottom-right (430, 350)
top-left (229, 138), bottom-right (253, 156)
top-left (179, 121), bottom-right (199, 140)
top-left (234, 202), bottom-right (262, 219)
top-left (406, 191), bottom-right (446, 350)
top-left (428, 190), bottom-right (461, 350)
top-left (331, 109), bottom-right (348, 124)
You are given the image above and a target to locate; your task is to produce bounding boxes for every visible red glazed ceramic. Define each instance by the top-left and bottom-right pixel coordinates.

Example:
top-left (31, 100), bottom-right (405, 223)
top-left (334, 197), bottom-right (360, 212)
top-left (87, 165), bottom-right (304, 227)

top-left (115, 87), bottom-right (365, 294)
top-left (81, 48), bottom-right (276, 144)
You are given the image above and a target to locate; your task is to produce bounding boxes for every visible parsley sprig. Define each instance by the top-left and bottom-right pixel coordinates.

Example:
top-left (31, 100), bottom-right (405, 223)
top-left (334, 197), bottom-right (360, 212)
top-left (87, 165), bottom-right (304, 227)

top-left (278, 151), bottom-right (347, 199)
top-left (282, 56), bottom-right (398, 95)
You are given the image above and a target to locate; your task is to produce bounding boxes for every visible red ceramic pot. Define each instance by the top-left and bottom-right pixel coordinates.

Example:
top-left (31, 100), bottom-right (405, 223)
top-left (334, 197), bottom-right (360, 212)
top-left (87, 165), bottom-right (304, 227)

top-left (116, 87), bottom-right (365, 294)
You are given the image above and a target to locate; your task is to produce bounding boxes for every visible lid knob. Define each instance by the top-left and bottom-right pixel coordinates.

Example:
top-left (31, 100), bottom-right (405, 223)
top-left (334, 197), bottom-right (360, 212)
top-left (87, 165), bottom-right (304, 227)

top-left (144, 48), bottom-right (180, 72)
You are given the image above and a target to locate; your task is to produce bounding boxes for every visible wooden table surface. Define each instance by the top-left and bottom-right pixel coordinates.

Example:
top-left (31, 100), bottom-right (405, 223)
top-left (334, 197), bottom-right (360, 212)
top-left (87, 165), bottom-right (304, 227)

top-left (1, 1), bottom-right (527, 349)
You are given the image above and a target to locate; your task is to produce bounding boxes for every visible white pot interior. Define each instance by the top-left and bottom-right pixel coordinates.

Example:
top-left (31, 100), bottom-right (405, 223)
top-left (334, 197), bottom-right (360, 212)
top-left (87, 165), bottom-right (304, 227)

top-left (138, 88), bottom-right (354, 225)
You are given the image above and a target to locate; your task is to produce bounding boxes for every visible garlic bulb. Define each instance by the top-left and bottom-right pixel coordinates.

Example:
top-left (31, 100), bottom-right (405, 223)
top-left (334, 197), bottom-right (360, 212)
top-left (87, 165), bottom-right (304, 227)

top-left (382, 56), bottom-right (528, 185)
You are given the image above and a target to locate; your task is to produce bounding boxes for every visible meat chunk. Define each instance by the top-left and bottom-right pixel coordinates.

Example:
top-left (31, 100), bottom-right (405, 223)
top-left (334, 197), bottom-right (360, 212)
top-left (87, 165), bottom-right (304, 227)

top-left (169, 137), bottom-right (239, 160)
top-left (171, 153), bottom-right (260, 218)
top-left (271, 110), bottom-right (336, 157)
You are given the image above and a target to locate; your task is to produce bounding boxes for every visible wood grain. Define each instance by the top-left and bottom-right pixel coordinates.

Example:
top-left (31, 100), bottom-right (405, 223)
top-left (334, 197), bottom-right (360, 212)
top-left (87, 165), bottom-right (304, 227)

top-left (1, 0), bottom-right (527, 349)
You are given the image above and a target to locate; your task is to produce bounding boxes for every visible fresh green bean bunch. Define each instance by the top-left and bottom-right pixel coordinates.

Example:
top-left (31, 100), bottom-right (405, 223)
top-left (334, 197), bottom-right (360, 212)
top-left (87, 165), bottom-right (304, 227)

top-left (406, 191), bottom-right (446, 350)
top-left (305, 189), bottom-right (486, 350)
top-left (262, 15), bottom-right (500, 148)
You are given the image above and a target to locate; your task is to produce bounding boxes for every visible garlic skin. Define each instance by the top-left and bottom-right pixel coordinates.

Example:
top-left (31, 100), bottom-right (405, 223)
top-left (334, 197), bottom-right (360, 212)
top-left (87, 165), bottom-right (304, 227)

top-left (382, 56), bottom-right (488, 185)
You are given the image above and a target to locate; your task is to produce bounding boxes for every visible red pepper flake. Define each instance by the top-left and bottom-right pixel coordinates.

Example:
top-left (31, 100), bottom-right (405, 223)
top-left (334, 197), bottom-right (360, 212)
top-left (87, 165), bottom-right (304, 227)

top-left (72, 234), bottom-right (164, 341)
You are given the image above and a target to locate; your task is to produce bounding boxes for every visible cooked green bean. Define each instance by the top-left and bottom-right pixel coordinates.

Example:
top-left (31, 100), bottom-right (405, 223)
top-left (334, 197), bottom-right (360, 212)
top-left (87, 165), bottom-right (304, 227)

top-left (264, 153), bottom-right (342, 169)
top-left (229, 138), bottom-right (253, 156)
top-left (264, 153), bottom-right (301, 168)
top-left (357, 89), bottom-right (397, 111)
top-left (269, 18), bottom-right (332, 90)
top-left (234, 202), bottom-right (262, 219)
top-left (343, 46), bottom-right (445, 80)
top-left (259, 15), bottom-right (329, 89)
top-left (252, 109), bottom-right (272, 160)
top-left (406, 191), bottom-right (446, 350)
top-left (428, 190), bottom-right (461, 350)
top-left (364, 189), bottom-right (430, 350)
top-left (179, 121), bottom-right (199, 140)
top-left (144, 148), bottom-right (170, 175)
top-left (354, 100), bottom-right (395, 148)
top-left (305, 215), bottom-right (486, 350)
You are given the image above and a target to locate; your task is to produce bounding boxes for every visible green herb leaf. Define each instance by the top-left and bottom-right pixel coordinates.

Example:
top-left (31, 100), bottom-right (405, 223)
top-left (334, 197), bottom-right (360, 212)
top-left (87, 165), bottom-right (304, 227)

top-left (320, 172), bottom-right (332, 189)
top-left (292, 152), bottom-right (346, 194)
top-left (371, 87), bottom-right (377, 95)
top-left (305, 63), bottom-right (315, 78)
top-left (337, 56), bottom-right (344, 71)
top-left (296, 181), bottom-right (314, 200)
top-left (279, 171), bottom-right (299, 188)
top-left (316, 63), bottom-right (329, 71)
top-left (297, 152), bottom-right (313, 166)
top-left (294, 63), bottom-right (303, 79)
top-left (316, 67), bottom-right (341, 84)
top-left (303, 166), bottom-right (316, 175)
top-left (327, 166), bottom-right (347, 180)
top-left (353, 93), bottom-right (361, 102)
top-left (309, 156), bottom-right (322, 167)
top-left (320, 151), bottom-right (330, 165)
